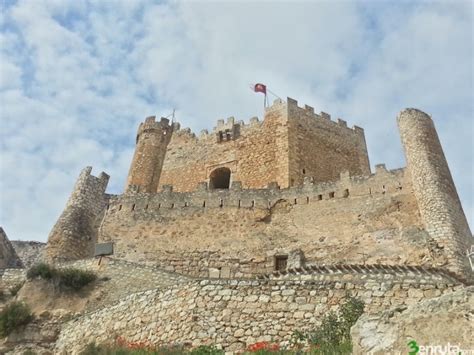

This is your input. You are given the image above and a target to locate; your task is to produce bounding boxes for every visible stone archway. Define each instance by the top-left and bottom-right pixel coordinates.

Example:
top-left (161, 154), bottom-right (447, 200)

top-left (209, 167), bottom-right (231, 189)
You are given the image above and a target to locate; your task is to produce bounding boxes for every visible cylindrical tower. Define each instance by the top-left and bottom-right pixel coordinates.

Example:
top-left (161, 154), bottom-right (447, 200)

top-left (125, 116), bottom-right (173, 193)
top-left (397, 108), bottom-right (473, 280)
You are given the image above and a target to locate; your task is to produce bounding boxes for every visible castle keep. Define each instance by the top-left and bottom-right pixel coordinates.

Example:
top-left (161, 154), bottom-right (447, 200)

top-left (44, 97), bottom-right (473, 283)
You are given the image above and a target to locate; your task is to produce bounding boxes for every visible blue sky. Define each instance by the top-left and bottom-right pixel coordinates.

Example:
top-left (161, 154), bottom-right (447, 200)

top-left (0, 0), bottom-right (472, 242)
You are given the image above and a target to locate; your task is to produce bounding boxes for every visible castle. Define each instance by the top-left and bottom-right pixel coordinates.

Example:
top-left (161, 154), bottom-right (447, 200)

top-left (1, 96), bottom-right (473, 353)
top-left (43, 97), bottom-right (473, 283)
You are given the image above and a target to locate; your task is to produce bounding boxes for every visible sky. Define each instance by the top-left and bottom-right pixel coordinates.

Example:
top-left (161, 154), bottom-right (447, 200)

top-left (0, 0), bottom-right (472, 242)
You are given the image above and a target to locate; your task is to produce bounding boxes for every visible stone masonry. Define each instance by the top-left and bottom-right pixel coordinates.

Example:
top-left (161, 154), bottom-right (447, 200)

top-left (44, 97), bottom-right (473, 284)
top-left (44, 167), bottom-right (109, 262)
top-left (56, 269), bottom-right (461, 354)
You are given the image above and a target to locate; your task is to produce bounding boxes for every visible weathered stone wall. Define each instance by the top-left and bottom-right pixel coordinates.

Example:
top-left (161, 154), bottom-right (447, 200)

top-left (44, 167), bottom-right (110, 262)
top-left (398, 109), bottom-right (474, 282)
top-left (158, 100), bottom-right (290, 191)
top-left (287, 98), bottom-right (370, 186)
top-left (156, 98), bottom-right (369, 192)
top-left (97, 167), bottom-right (440, 278)
top-left (0, 227), bottom-right (23, 269)
top-left (55, 269), bottom-right (460, 354)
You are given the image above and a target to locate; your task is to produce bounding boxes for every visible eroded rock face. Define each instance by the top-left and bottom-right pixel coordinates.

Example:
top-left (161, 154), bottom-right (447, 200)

top-left (11, 240), bottom-right (46, 268)
top-left (0, 228), bottom-right (23, 269)
top-left (351, 286), bottom-right (474, 354)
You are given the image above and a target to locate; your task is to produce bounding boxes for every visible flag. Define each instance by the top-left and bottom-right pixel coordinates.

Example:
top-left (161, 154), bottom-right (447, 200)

top-left (254, 83), bottom-right (267, 94)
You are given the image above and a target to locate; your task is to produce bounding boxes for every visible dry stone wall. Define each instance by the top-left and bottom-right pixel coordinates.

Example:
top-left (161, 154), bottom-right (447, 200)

top-left (55, 270), bottom-right (460, 354)
top-left (99, 167), bottom-right (439, 277)
top-left (53, 257), bottom-right (192, 311)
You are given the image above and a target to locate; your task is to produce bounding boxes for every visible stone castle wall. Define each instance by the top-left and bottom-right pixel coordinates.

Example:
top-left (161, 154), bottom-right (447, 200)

top-left (155, 98), bottom-right (370, 192)
top-left (55, 268), bottom-right (460, 354)
top-left (97, 166), bottom-right (443, 278)
top-left (44, 167), bottom-right (110, 262)
top-left (158, 100), bottom-right (291, 191)
top-left (286, 98), bottom-right (370, 186)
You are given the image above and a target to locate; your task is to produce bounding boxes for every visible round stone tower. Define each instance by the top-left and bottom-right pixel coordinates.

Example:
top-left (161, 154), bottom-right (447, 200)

top-left (397, 108), bottom-right (473, 281)
top-left (125, 116), bottom-right (173, 193)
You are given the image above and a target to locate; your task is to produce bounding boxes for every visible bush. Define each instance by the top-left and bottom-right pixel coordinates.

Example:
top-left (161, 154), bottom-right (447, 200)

top-left (26, 262), bottom-right (56, 280)
top-left (27, 263), bottom-right (96, 291)
top-left (0, 301), bottom-right (33, 337)
top-left (59, 268), bottom-right (97, 291)
top-left (294, 296), bottom-right (364, 354)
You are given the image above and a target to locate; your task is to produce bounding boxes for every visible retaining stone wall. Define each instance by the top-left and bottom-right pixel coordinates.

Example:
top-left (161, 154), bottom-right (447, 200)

top-left (55, 270), bottom-right (459, 354)
top-left (98, 167), bottom-right (438, 277)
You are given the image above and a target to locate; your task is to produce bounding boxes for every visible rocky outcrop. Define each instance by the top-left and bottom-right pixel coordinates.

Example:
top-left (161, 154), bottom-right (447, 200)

top-left (0, 228), bottom-right (23, 269)
top-left (11, 241), bottom-right (45, 268)
top-left (351, 286), bottom-right (474, 354)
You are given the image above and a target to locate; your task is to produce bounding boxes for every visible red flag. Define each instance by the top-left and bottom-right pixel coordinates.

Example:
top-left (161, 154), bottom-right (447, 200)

top-left (254, 83), bottom-right (267, 94)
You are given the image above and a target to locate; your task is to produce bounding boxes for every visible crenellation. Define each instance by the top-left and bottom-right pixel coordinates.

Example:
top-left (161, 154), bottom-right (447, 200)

top-left (337, 118), bottom-right (347, 127)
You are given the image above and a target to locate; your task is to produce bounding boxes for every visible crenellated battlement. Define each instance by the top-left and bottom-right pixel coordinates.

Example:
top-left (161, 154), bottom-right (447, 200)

top-left (110, 165), bottom-right (409, 215)
top-left (285, 97), bottom-right (364, 135)
top-left (136, 116), bottom-right (172, 143)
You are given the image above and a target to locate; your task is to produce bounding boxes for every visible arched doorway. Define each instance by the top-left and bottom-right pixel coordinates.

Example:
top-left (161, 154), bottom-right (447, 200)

top-left (209, 167), bottom-right (231, 189)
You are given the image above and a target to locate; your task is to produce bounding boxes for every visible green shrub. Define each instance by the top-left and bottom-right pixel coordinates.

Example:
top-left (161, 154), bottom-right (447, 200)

top-left (295, 296), bottom-right (364, 354)
top-left (27, 262), bottom-right (56, 280)
top-left (59, 268), bottom-right (97, 291)
top-left (0, 301), bottom-right (33, 337)
top-left (27, 263), bottom-right (96, 291)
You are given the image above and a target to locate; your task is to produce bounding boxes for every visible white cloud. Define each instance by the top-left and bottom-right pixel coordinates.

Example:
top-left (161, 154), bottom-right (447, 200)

top-left (0, 0), bottom-right (472, 241)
